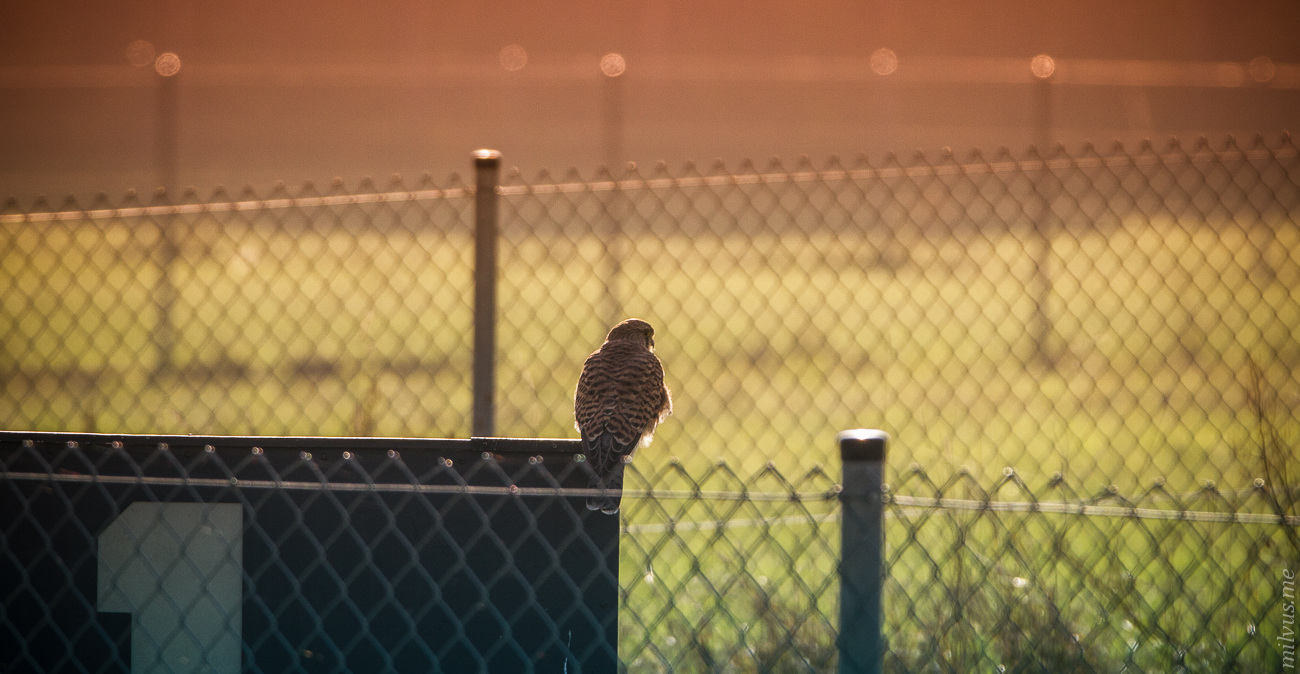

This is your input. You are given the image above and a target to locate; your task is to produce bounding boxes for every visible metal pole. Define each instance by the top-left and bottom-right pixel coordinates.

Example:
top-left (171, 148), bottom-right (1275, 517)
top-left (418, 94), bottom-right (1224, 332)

top-left (838, 429), bottom-right (888, 674)
top-left (472, 149), bottom-right (501, 437)
top-left (152, 73), bottom-right (179, 380)
top-left (1031, 74), bottom-right (1055, 369)
top-left (599, 59), bottom-right (626, 328)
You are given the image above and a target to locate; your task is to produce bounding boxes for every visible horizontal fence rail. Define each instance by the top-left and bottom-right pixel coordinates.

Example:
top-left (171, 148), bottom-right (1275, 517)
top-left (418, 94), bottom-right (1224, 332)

top-left (4, 140), bottom-right (1295, 223)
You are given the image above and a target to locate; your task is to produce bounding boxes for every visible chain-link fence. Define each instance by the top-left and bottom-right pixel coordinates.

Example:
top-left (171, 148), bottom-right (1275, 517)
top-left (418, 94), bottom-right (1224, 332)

top-left (2, 134), bottom-right (1299, 671)
top-left (1, 434), bottom-right (619, 672)
top-left (4, 135), bottom-right (1298, 494)
top-left (3, 431), bottom-right (1297, 672)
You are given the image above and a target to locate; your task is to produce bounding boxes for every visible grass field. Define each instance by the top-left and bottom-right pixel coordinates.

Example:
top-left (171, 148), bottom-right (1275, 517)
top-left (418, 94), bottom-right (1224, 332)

top-left (4, 202), bottom-right (1296, 492)
top-left (3, 161), bottom-right (1299, 669)
top-left (614, 495), bottom-right (1297, 672)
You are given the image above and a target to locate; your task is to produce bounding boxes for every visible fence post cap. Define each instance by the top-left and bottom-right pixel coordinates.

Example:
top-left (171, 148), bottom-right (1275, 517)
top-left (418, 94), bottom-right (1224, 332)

top-left (838, 429), bottom-right (888, 462)
top-left (472, 149), bottom-right (502, 165)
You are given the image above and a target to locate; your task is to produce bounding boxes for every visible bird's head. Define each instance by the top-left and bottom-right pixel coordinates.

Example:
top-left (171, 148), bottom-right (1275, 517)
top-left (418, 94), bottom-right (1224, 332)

top-left (606, 318), bottom-right (656, 349)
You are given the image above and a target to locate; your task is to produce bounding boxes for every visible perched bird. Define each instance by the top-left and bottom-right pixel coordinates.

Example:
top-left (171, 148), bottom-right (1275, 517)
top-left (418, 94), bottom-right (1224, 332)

top-left (574, 318), bottom-right (672, 515)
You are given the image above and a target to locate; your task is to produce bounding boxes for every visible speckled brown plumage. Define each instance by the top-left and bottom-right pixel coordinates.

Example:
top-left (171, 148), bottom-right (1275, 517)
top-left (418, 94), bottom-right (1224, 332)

top-left (574, 318), bottom-right (672, 515)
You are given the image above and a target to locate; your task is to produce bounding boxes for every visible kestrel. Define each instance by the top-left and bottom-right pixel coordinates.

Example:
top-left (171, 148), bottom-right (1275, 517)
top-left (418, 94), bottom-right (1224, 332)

top-left (574, 318), bottom-right (672, 515)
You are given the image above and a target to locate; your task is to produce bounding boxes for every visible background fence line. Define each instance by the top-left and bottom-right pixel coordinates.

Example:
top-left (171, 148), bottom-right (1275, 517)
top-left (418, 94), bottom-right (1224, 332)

top-left (6, 134), bottom-right (1298, 494)
top-left (4, 136), bottom-right (1293, 224)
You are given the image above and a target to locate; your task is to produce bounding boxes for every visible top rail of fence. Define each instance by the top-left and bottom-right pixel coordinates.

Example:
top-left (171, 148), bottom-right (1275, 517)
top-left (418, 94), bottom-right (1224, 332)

top-left (3, 141), bottom-right (1293, 225)
top-left (4, 432), bottom-right (1296, 525)
top-left (0, 431), bottom-right (577, 456)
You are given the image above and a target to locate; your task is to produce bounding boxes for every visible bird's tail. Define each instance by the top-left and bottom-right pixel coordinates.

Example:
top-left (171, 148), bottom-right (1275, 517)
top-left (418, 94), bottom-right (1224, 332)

top-left (585, 436), bottom-right (627, 515)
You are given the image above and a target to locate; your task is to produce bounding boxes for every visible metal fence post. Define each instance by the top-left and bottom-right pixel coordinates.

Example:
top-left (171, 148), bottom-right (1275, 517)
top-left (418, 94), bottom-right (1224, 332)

top-left (1030, 67), bottom-right (1056, 369)
top-left (472, 149), bottom-right (501, 437)
top-left (838, 429), bottom-right (888, 674)
top-left (151, 72), bottom-right (180, 380)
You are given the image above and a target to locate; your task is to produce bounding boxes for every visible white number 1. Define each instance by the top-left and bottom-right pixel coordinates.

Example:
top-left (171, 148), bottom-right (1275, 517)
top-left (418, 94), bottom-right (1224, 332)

top-left (97, 503), bottom-right (242, 674)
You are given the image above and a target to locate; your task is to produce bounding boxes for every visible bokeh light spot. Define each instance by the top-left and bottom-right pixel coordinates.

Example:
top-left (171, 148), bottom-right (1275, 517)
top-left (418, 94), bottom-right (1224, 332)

top-left (870, 48), bottom-right (898, 76)
top-left (499, 45), bottom-right (527, 72)
top-left (154, 52), bottom-right (182, 77)
top-left (1030, 54), bottom-right (1055, 79)
top-left (1249, 56), bottom-right (1275, 83)
top-left (126, 39), bottom-right (155, 68)
top-left (599, 53), bottom-right (626, 78)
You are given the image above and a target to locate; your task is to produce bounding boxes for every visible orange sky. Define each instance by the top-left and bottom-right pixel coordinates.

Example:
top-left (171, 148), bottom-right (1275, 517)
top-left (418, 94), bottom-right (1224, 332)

top-left (2, 0), bottom-right (1297, 203)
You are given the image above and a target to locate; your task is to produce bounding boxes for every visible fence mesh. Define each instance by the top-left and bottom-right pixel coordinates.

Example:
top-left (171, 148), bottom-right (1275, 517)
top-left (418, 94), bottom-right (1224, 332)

top-left (2, 134), bottom-right (1299, 671)
top-left (2, 433), bottom-right (1296, 672)
top-left (4, 135), bottom-right (1299, 494)
top-left (2, 435), bottom-right (622, 673)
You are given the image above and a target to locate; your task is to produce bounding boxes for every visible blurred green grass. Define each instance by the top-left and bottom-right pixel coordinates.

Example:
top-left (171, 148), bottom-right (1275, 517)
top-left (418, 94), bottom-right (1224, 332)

top-left (3, 210), bottom-right (1297, 491)
top-left (612, 489), bottom-right (1295, 672)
